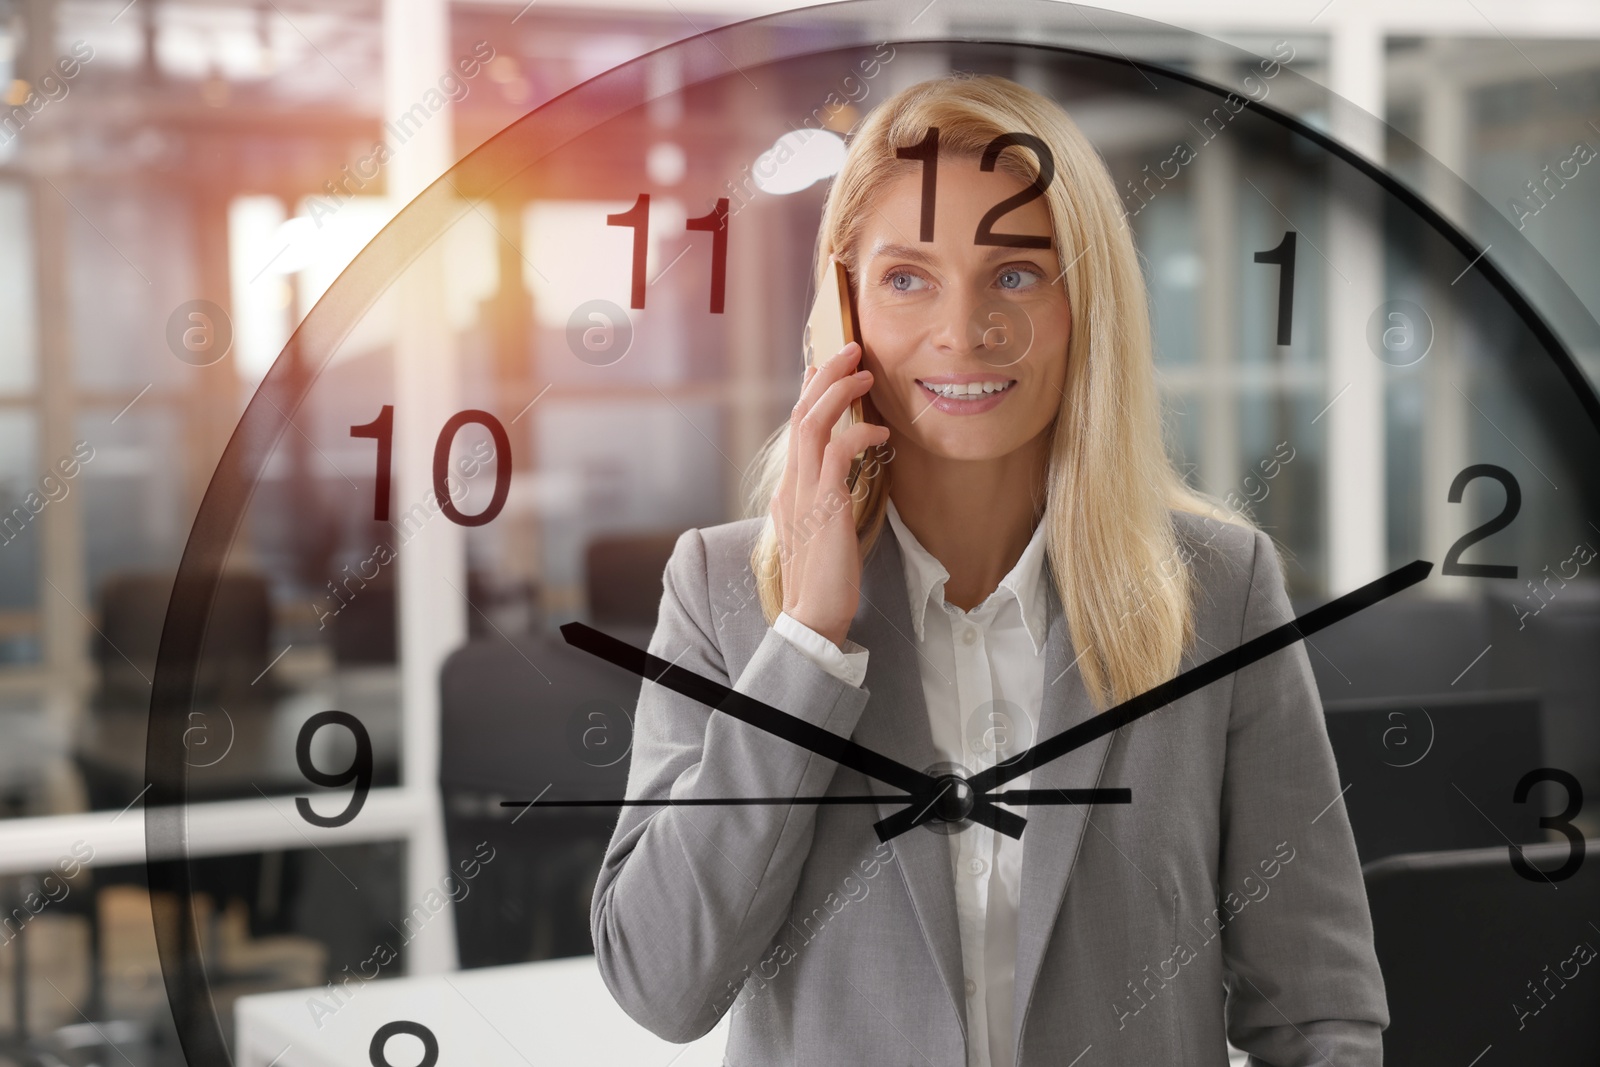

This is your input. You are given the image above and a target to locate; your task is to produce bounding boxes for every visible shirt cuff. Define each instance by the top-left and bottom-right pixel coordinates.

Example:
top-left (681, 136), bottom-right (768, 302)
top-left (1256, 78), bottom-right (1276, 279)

top-left (773, 611), bottom-right (870, 689)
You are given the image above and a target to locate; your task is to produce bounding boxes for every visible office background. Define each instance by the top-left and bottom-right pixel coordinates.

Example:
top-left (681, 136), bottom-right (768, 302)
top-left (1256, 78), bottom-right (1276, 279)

top-left (0, 0), bottom-right (1597, 1063)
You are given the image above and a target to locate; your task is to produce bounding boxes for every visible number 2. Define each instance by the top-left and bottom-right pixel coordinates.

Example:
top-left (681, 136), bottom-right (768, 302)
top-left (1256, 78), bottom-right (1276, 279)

top-left (1442, 464), bottom-right (1520, 579)
top-left (974, 132), bottom-right (1054, 248)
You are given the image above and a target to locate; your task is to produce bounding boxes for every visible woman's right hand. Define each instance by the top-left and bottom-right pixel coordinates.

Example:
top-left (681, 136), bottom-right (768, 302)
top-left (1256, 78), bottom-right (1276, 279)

top-left (772, 341), bottom-right (891, 649)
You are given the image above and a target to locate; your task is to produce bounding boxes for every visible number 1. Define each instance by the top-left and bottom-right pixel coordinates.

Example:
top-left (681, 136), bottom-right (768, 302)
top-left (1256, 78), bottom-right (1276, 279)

top-left (350, 405), bottom-right (393, 522)
top-left (1253, 231), bottom-right (1296, 346)
top-left (896, 126), bottom-right (940, 242)
top-left (685, 198), bottom-right (729, 314)
top-left (607, 193), bottom-right (650, 310)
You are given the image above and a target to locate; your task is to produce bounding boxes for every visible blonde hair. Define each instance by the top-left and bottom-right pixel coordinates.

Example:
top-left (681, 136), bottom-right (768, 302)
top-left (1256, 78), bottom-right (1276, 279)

top-left (745, 73), bottom-right (1256, 709)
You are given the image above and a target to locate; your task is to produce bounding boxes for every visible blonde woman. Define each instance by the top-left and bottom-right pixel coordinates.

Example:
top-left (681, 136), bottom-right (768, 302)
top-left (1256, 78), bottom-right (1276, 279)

top-left (592, 74), bottom-right (1387, 1066)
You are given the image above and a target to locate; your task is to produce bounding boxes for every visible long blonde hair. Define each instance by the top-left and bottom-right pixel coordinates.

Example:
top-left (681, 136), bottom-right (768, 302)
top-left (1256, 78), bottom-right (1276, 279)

top-left (746, 73), bottom-right (1255, 709)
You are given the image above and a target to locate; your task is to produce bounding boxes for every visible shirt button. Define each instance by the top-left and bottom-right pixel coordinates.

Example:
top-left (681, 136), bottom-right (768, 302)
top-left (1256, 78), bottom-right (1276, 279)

top-left (968, 857), bottom-right (987, 876)
top-left (964, 978), bottom-right (977, 996)
top-left (961, 627), bottom-right (978, 645)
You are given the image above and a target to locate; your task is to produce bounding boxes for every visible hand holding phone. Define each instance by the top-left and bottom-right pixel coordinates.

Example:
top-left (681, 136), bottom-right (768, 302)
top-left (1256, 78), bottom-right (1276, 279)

top-left (776, 257), bottom-right (890, 647)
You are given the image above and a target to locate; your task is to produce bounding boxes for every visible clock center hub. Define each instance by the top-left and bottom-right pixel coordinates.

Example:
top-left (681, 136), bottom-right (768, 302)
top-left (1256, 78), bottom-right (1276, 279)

top-left (930, 773), bottom-right (976, 823)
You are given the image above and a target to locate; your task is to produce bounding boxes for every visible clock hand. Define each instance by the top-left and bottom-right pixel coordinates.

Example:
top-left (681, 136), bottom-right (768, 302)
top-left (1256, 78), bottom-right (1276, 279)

top-left (561, 622), bottom-right (1028, 837)
top-left (975, 559), bottom-right (1436, 790)
top-left (497, 788), bottom-right (1129, 810)
top-left (504, 794), bottom-right (896, 808)
top-left (988, 788), bottom-right (1132, 805)
top-left (874, 559), bottom-right (1433, 841)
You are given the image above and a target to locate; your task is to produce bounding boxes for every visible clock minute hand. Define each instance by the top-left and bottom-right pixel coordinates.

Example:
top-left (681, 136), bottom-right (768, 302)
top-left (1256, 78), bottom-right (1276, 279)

top-left (560, 623), bottom-right (1028, 837)
top-left (874, 558), bottom-right (1434, 841)
top-left (976, 558), bottom-right (1435, 789)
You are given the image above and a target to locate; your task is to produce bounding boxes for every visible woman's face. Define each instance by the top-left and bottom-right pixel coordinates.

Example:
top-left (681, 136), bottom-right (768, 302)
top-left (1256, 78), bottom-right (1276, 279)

top-left (853, 154), bottom-right (1071, 464)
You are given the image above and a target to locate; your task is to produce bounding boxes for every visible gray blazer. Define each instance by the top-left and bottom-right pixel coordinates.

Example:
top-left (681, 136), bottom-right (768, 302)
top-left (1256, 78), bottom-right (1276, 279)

top-left (592, 511), bottom-right (1389, 1066)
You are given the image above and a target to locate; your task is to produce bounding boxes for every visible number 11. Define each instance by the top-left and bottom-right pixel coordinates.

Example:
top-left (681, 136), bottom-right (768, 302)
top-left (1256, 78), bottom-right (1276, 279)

top-left (606, 194), bottom-right (729, 314)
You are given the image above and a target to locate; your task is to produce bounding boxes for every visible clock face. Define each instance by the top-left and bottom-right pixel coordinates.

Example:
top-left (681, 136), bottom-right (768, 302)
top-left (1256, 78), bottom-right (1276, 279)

top-left (147, 3), bottom-right (1600, 1065)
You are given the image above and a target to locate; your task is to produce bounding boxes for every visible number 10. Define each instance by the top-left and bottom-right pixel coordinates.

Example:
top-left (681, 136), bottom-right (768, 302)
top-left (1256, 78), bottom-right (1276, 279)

top-left (350, 405), bottom-right (511, 527)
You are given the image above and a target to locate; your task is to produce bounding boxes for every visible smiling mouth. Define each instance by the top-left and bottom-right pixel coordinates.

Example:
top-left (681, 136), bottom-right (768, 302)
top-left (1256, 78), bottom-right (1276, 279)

top-left (915, 379), bottom-right (1017, 399)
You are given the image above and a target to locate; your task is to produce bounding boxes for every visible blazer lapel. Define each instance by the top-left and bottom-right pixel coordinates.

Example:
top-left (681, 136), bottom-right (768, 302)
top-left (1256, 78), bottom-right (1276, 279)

top-left (1011, 581), bottom-right (1117, 1060)
top-left (847, 526), bottom-right (969, 1039)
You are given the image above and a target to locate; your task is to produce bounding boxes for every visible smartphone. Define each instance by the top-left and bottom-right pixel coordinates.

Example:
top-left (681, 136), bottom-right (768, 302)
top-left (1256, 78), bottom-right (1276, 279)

top-left (801, 257), bottom-right (867, 488)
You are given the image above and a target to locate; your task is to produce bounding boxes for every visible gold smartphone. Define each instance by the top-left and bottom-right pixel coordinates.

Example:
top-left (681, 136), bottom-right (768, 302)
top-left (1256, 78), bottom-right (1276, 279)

top-left (802, 257), bottom-right (867, 488)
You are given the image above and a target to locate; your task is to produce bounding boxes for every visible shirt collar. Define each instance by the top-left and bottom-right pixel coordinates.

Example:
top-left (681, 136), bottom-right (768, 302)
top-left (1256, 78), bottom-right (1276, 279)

top-left (883, 496), bottom-right (1050, 655)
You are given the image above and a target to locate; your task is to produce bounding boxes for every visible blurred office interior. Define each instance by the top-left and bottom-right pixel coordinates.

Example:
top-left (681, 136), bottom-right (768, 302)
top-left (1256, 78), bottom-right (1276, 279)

top-left (0, 0), bottom-right (1597, 1063)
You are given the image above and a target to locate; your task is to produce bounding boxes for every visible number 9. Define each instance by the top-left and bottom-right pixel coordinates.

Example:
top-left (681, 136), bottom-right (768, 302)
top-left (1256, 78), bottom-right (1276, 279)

top-left (295, 710), bottom-right (373, 828)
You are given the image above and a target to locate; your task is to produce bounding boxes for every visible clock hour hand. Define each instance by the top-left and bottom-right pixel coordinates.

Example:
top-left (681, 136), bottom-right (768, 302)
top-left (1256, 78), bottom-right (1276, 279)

top-left (561, 623), bottom-right (1028, 837)
top-left (874, 559), bottom-right (1434, 841)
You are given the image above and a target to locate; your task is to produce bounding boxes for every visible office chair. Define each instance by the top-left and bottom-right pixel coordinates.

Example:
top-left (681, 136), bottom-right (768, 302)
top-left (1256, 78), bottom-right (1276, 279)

top-left (1301, 594), bottom-right (1491, 701)
top-left (1487, 582), bottom-right (1600, 804)
top-left (77, 570), bottom-right (275, 810)
top-left (585, 533), bottom-right (682, 631)
top-left (1323, 690), bottom-right (1544, 864)
top-left (440, 631), bottom-right (643, 966)
top-left (440, 533), bottom-right (678, 967)
top-left (1365, 841), bottom-right (1600, 1064)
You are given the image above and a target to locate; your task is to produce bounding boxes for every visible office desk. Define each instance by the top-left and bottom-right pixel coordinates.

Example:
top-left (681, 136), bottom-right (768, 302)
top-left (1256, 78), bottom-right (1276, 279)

top-left (234, 955), bottom-right (728, 1067)
top-left (236, 955), bottom-right (1253, 1066)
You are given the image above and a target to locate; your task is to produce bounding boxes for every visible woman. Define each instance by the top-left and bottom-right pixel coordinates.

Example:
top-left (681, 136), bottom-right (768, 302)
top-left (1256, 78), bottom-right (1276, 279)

top-left (592, 73), bottom-right (1387, 1066)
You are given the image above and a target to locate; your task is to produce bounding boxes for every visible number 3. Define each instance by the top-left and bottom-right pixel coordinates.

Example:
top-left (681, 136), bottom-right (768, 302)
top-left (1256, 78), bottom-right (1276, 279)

top-left (1510, 767), bottom-right (1584, 883)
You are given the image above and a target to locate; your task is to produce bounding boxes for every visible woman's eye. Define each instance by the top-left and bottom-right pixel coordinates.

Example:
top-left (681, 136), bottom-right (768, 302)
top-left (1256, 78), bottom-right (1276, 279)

top-left (886, 270), bottom-right (928, 292)
top-left (997, 267), bottom-right (1043, 290)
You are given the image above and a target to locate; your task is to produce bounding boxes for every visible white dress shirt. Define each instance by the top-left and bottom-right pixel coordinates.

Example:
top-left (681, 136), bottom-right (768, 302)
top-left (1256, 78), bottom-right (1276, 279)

top-left (773, 496), bottom-right (1049, 1067)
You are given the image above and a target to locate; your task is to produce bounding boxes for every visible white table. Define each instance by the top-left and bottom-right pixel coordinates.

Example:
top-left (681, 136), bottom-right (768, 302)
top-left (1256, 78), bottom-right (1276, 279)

top-left (234, 955), bottom-right (728, 1067)
top-left (236, 955), bottom-right (1253, 1067)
